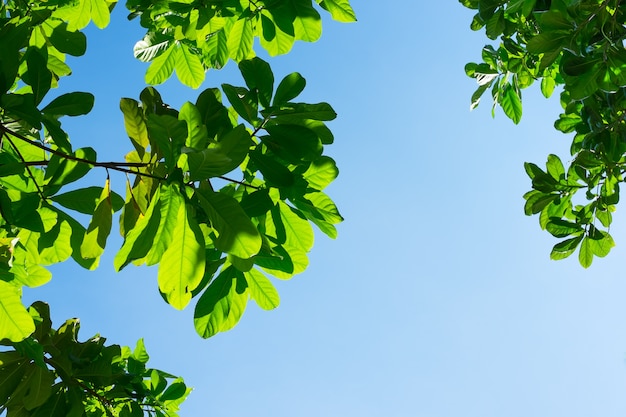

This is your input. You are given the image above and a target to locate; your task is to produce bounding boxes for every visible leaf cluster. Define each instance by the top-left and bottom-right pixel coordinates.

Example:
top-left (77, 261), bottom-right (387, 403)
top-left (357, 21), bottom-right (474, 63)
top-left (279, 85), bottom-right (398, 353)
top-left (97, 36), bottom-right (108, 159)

top-left (0, 302), bottom-right (189, 417)
top-left (128, 0), bottom-right (356, 87)
top-left (462, 0), bottom-right (626, 267)
top-left (0, 0), bottom-right (348, 341)
top-left (0, 0), bottom-right (354, 413)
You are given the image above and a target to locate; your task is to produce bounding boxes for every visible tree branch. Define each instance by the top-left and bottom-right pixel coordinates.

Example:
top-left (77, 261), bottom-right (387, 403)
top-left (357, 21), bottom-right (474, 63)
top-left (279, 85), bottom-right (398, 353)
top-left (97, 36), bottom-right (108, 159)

top-left (0, 123), bottom-right (166, 181)
top-left (2, 132), bottom-right (46, 198)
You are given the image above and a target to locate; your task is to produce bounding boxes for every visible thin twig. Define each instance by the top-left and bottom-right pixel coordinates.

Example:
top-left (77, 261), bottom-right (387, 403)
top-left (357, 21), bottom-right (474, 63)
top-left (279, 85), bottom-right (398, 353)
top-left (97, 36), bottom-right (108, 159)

top-left (1, 123), bottom-right (261, 189)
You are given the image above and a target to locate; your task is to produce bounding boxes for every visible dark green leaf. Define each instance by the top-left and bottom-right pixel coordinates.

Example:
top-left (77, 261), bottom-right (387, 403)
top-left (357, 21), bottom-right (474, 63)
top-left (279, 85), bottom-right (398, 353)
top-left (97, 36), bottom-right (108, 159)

top-left (41, 92), bottom-right (94, 117)
top-left (51, 187), bottom-right (124, 214)
top-left (273, 72), bottom-right (306, 106)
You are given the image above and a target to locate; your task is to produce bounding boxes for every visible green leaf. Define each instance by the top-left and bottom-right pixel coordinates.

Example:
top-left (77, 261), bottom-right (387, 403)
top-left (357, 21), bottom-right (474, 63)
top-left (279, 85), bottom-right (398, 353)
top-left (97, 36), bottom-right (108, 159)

top-left (195, 88), bottom-right (233, 139)
top-left (250, 150), bottom-right (295, 187)
top-left (540, 75), bottom-right (556, 98)
top-left (51, 186), bottom-right (124, 214)
top-left (0, 281), bottom-right (35, 342)
top-left (578, 236), bottom-right (593, 268)
top-left (290, 0), bottom-right (322, 42)
top-left (318, 0), bottom-right (357, 22)
top-left (80, 179), bottom-right (113, 259)
top-left (49, 23), bottom-right (87, 56)
top-left (45, 147), bottom-right (97, 193)
top-left (227, 18), bottom-right (254, 62)
top-left (263, 124), bottom-right (323, 162)
top-left (267, 102), bottom-right (337, 121)
top-left (0, 360), bottom-right (28, 405)
top-left (245, 268), bottom-right (280, 310)
top-left (179, 101), bottom-right (209, 150)
top-left (546, 154), bottom-right (564, 181)
top-left (175, 43), bottom-right (205, 89)
top-left (160, 379), bottom-right (187, 401)
top-left (157, 200), bottom-right (206, 310)
top-left (1, 94), bottom-right (42, 129)
top-left (146, 183), bottom-right (184, 266)
top-left (12, 365), bottom-right (55, 410)
top-left (134, 33), bottom-right (173, 62)
top-left (222, 83), bottom-right (259, 124)
top-left (41, 92), bottom-right (94, 117)
top-left (39, 219), bottom-right (73, 265)
top-left (554, 113), bottom-right (581, 133)
top-left (196, 188), bottom-right (262, 259)
top-left (259, 11), bottom-right (296, 56)
top-left (303, 156), bottom-right (338, 190)
top-left (194, 266), bottom-right (248, 338)
top-left (203, 30), bottom-right (229, 69)
top-left (546, 218), bottom-right (581, 238)
top-left (145, 43), bottom-right (177, 85)
top-left (146, 114), bottom-right (187, 169)
top-left (589, 231), bottom-right (615, 258)
top-left (240, 189), bottom-right (274, 217)
top-left (273, 72), bottom-right (306, 106)
top-left (526, 32), bottom-right (567, 54)
top-left (89, 0), bottom-right (111, 29)
top-left (120, 98), bottom-right (149, 156)
top-left (180, 124), bottom-right (253, 179)
top-left (25, 48), bottom-right (52, 106)
top-left (239, 58), bottom-right (274, 108)
top-left (114, 187), bottom-right (162, 271)
top-left (550, 235), bottom-right (583, 260)
top-left (269, 202), bottom-right (314, 253)
top-left (499, 83), bottom-right (522, 124)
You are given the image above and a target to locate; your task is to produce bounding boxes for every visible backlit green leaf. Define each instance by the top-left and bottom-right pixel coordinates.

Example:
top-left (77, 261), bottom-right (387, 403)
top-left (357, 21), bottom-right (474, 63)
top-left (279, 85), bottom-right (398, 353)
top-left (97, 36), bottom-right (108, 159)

top-left (578, 236), bottom-right (593, 268)
top-left (175, 43), bottom-right (205, 89)
top-left (196, 188), bottom-right (262, 259)
top-left (145, 43), bottom-right (177, 85)
top-left (227, 18), bottom-right (254, 62)
top-left (245, 268), bottom-right (279, 310)
top-left (500, 84), bottom-right (522, 124)
top-left (0, 281), bottom-right (35, 342)
top-left (157, 200), bottom-right (205, 310)
top-left (318, 0), bottom-right (357, 22)
top-left (146, 183), bottom-right (184, 266)
top-left (51, 186), bottom-right (124, 214)
top-left (194, 266), bottom-right (248, 338)
top-left (80, 179), bottom-right (113, 259)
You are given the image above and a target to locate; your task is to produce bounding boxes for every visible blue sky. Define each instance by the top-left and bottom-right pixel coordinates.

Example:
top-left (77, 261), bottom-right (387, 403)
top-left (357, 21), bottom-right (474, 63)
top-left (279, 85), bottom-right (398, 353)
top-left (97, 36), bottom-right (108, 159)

top-left (21, 2), bottom-right (626, 416)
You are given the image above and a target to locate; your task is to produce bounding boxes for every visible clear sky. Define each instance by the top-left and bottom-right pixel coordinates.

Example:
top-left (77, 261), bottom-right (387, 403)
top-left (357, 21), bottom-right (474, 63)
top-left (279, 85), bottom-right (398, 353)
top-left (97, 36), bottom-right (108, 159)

top-left (21, 2), bottom-right (626, 416)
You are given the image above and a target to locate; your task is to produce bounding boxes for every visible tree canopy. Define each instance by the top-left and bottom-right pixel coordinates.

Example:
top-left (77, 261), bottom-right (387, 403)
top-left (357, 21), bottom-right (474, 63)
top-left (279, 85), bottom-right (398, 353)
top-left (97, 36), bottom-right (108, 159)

top-left (462, 0), bottom-right (626, 267)
top-left (0, 0), bottom-right (355, 415)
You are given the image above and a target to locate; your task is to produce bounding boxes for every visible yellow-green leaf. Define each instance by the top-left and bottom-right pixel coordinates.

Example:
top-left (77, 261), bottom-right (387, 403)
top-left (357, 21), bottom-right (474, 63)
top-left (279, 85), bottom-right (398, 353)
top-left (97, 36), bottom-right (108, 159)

top-left (319, 0), bottom-right (357, 22)
top-left (194, 267), bottom-right (248, 338)
top-left (80, 179), bottom-right (113, 259)
top-left (196, 188), bottom-right (261, 259)
top-left (245, 268), bottom-right (279, 310)
top-left (145, 43), bottom-right (177, 85)
top-left (157, 202), bottom-right (205, 310)
top-left (175, 44), bottom-right (205, 89)
top-left (89, 0), bottom-right (110, 29)
top-left (146, 183), bottom-right (184, 266)
top-left (0, 281), bottom-right (35, 342)
top-left (227, 18), bottom-right (254, 62)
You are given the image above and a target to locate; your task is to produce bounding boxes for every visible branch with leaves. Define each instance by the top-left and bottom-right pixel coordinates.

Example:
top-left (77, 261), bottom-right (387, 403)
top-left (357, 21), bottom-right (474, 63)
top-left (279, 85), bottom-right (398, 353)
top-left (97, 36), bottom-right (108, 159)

top-left (462, 0), bottom-right (625, 267)
top-left (0, 0), bottom-right (355, 415)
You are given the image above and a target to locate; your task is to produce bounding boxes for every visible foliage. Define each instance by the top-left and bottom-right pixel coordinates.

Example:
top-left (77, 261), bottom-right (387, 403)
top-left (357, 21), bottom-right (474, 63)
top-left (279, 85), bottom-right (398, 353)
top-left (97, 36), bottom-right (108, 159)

top-left (462, 0), bottom-right (625, 267)
top-left (0, 302), bottom-right (189, 417)
top-left (0, 0), bottom-right (355, 414)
